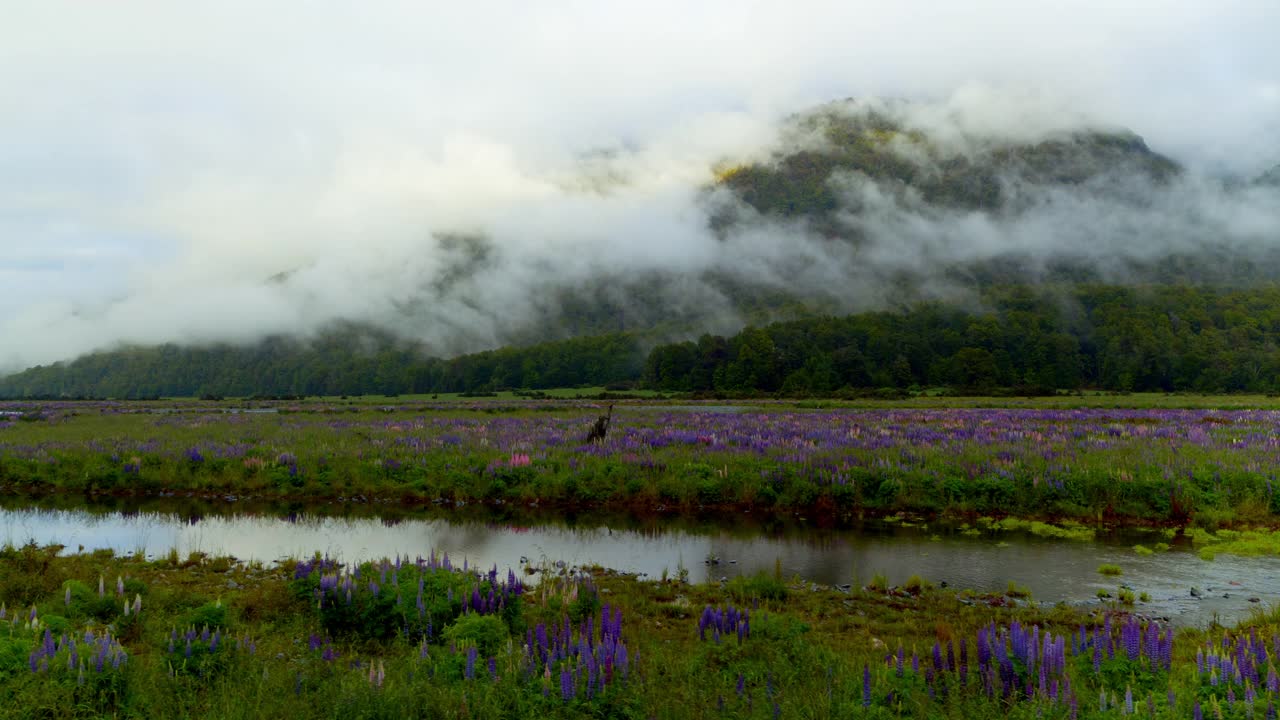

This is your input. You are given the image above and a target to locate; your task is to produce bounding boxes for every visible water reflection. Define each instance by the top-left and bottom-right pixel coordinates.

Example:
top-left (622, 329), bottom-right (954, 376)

top-left (2, 500), bottom-right (1278, 628)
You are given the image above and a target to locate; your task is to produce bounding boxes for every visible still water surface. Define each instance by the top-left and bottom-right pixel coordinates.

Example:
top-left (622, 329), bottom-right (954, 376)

top-left (2, 503), bottom-right (1277, 628)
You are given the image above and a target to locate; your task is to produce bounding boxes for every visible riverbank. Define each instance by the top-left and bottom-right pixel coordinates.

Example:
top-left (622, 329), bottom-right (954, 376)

top-left (4, 401), bottom-right (1280, 530)
top-left (7, 499), bottom-right (1280, 628)
top-left (1, 543), bottom-right (1276, 718)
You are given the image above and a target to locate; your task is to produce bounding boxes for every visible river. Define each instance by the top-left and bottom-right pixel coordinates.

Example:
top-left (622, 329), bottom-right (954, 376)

top-left (1, 500), bottom-right (1275, 628)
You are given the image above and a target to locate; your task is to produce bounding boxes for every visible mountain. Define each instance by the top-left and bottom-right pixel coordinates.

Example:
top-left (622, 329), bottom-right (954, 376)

top-left (4, 99), bottom-right (1278, 397)
top-left (712, 103), bottom-right (1179, 223)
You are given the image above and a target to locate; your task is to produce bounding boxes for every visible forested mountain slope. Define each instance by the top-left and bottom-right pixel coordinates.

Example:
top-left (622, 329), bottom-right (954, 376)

top-left (4, 101), bottom-right (1278, 397)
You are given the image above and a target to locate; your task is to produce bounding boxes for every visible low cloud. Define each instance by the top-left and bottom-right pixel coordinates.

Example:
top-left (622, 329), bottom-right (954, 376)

top-left (1, 1), bottom-right (1277, 372)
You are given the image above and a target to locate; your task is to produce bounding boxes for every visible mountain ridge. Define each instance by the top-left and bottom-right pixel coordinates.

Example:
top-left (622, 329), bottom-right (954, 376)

top-left (4, 100), bottom-right (1278, 394)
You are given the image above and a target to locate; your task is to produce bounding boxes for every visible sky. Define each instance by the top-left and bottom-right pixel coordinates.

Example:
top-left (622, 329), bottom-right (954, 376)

top-left (1, 1), bottom-right (1278, 372)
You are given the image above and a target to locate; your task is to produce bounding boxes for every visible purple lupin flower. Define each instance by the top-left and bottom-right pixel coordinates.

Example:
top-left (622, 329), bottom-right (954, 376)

top-left (465, 646), bottom-right (477, 680)
top-left (862, 665), bottom-right (871, 708)
top-left (561, 668), bottom-right (574, 702)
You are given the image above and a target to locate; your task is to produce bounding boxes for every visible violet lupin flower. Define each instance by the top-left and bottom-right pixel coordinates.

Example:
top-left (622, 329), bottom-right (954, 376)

top-left (561, 668), bottom-right (574, 702)
top-left (465, 646), bottom-right (477, 680)
top-left (862, 665), bottom-right (872, 708)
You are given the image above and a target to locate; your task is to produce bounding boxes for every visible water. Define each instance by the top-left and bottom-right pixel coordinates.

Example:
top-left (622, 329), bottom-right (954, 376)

top-left (2, 502), bottom-right (1276, 628)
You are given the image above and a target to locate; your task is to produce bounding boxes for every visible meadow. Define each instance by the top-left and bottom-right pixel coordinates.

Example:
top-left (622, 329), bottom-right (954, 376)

top-left (1, 542), bottom-right (1277, 719)
top-left (4, 397), bottom-right (1280, 528)
top-left (5, 397), bottom-right (1280, 716)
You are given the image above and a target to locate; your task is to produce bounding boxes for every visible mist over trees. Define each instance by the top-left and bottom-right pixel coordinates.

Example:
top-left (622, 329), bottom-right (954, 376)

top-left (645, 285), bottom-right (1280, 395)
top-left (5, 284), bottom-right (1280, 398)
top-left (2, 99), bottom-right (1277, 398)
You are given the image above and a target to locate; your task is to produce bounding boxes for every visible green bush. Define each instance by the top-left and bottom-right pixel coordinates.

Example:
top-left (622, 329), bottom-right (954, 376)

top-left (441, 614), bottom-right (508, 657)
top-left (727, 572), bottom-right (789, 602)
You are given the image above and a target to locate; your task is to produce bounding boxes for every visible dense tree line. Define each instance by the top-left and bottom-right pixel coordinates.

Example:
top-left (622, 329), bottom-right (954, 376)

top-left (6, 284), bottom-right (1280, 399)
top-left (644, 285), bottom-right (1280, 394)
top-left (0, 329), bottom-right (642, 399)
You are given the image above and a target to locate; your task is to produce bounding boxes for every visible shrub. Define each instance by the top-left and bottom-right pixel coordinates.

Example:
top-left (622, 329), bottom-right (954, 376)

top-left (727, 572), bottom-right (789, 602)
top-left (442, 614), bottom-right (508, 657)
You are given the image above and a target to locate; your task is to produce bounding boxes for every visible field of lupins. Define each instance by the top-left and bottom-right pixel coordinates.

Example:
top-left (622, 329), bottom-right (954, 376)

top-left (4, 399), bottom-right (1280, 527)
top-left (3, 542), bottom-right (1280, 718)
top-left (6, 398), bottom-right (1280, 715)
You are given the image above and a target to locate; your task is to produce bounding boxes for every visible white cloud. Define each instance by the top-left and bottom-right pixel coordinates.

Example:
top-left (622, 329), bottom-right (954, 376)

top-left (0, 1), bottom-right (1277, 372)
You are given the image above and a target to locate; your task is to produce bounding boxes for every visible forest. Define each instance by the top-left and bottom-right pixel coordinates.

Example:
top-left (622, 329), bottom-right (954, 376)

top-left (4, 283), bottom-right (1280, 398)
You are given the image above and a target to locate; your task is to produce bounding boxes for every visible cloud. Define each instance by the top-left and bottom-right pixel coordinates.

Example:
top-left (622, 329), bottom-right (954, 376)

top-left (0, 1), bottom-right (1278, 372)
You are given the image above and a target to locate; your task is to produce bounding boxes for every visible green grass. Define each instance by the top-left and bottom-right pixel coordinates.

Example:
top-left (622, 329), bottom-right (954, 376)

top-left (0, 542), bottom-right (1273, 718)
top-left (1097, 563), bottom-right (1123, 576)
top-left (3, 397), bottom-right (1280, 531)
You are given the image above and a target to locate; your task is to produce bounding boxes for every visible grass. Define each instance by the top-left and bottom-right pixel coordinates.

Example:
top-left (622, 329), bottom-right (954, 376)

top-left (4, 398), bottom-right (1280, 531)
top-left (3, 541), bottom-right (1266, 718)
top-left (1097, 563), bottom-right (1123, 576)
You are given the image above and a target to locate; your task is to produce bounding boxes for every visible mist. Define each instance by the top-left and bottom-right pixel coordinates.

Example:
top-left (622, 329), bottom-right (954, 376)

top-left (1, 1), bottom-right (1278, 373)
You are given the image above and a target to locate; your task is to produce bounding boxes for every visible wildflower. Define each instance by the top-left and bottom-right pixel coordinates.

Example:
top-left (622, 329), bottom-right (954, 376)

top-left (561, 668), bottom-right (574, 702)
top-left (862, 665), bottom-right (872, 708)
